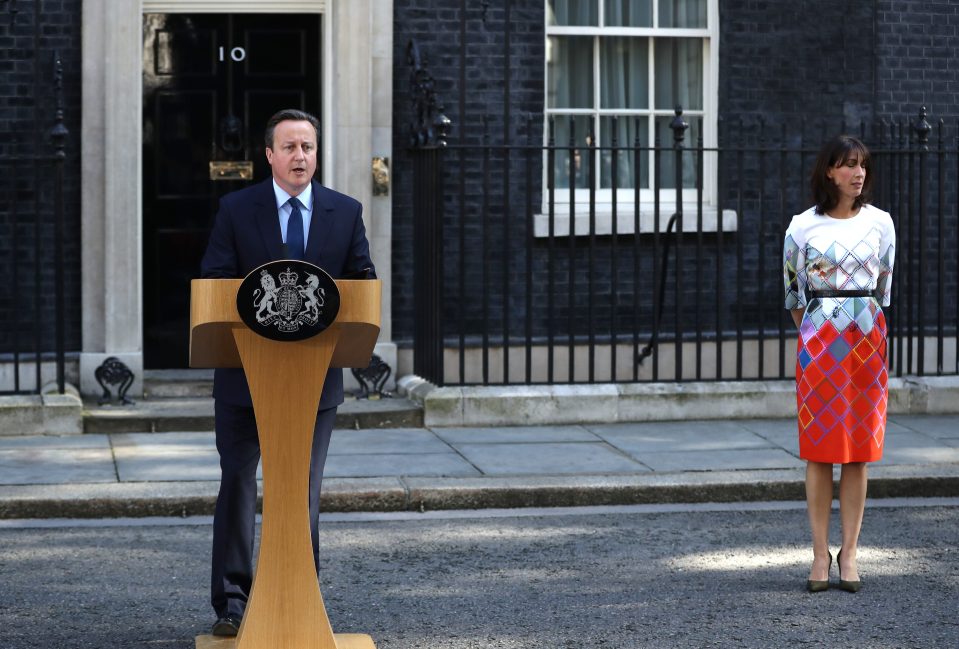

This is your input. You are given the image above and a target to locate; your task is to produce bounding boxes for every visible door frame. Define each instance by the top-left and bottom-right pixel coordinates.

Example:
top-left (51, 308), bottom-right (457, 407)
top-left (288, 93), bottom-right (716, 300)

top-left (79, 0), bottom-right (396, 396)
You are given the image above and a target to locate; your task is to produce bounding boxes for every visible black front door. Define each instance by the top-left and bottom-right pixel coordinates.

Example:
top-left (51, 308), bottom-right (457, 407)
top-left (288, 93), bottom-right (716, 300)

top-left (142, 13), bottom-right (322, 368)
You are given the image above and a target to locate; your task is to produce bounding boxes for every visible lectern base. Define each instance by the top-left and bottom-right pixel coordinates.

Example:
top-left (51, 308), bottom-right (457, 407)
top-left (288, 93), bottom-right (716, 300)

top-left (195, 633), bottom-right (376, 649)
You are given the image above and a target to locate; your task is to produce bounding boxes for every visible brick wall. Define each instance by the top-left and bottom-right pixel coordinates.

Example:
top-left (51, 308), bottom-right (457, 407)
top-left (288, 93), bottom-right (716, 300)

top-left (3, 1), bottom-right (953, 371)
top-left (719, 0), bottom-right (876, 130)
top-left (0, 0), bottom-right (82, 356)
top-left (393, 1), bottom-right (546, 346)
top-left (875, 0), bottom-right (959, 119)
top-left (391, 1), bottom-right (958, 360)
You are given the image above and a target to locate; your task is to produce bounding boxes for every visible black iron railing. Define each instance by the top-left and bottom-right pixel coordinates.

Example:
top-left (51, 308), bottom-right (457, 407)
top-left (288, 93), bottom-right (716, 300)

top-left (0, 2), bottom-right (70, 395)
top-left (411, 105), bottom-right (959, 386)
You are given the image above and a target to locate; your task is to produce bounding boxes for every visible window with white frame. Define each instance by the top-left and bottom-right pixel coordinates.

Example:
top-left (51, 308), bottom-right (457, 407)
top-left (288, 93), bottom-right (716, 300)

top-left (542, 0), bottom-right (725, 234)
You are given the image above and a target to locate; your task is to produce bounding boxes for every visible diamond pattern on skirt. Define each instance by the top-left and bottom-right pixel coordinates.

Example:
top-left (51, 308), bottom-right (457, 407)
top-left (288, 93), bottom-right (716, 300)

top-left (795, 307), bottom-right (888, 463)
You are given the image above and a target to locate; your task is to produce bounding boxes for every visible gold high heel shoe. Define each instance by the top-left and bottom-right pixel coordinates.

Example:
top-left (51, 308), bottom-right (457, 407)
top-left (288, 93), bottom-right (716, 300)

top-left (806, 551), bottom-right (832, 592)
top-left (837, 549), bottom-right (862, 593)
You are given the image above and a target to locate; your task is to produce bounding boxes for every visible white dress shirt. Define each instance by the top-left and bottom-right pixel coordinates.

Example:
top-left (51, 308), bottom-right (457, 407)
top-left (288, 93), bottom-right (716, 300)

top-left (272, 179), bottom-right (314, 247)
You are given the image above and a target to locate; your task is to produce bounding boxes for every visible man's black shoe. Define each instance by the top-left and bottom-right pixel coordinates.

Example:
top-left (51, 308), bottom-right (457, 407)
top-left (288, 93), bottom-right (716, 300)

top-left (212, 615), bottom-right (242, 637)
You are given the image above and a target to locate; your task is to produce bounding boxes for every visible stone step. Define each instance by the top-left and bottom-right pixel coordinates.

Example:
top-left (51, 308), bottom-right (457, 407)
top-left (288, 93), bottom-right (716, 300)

top-left (82, 396), bottom-right (423, 434)
top-left (143, 369), bottom-right (214, 399)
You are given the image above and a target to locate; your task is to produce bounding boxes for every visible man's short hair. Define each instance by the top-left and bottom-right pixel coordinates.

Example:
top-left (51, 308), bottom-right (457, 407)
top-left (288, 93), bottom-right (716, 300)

top-left (264, 109), bottom-right (320, 149)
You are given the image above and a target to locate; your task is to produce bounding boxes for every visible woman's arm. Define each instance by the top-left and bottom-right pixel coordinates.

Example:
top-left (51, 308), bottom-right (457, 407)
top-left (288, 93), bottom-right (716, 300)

top-left (790, 308), bottom-right (804, 330)
top-left (783, 216), bottom-right (807, 329)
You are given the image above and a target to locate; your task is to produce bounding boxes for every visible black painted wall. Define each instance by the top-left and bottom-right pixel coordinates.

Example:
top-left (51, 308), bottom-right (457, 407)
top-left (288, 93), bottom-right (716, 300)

top-left (393, 1), bottom-right (547, 348)
top-left (3, 1), bottom-right (956, 369)
top-left (0, 1), bottom-right (82, 357)
top-left (391, 1), bottom-right (959, 354)
top-left (719, 0), bottom-right (877, 131)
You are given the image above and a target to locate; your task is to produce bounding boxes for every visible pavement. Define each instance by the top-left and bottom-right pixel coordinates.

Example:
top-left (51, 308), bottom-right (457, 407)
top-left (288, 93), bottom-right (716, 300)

top-left (1, 413), bottom-right (958, 519)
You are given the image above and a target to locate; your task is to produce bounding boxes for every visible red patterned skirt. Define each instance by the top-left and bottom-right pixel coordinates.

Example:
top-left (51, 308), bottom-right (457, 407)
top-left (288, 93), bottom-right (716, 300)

top-left (795, 308), bottom-right (888, 464)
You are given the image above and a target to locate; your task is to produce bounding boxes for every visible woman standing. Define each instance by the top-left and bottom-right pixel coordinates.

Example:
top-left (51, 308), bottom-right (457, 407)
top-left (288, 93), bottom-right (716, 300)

top-left (783, 135), bottom-right (895, 593)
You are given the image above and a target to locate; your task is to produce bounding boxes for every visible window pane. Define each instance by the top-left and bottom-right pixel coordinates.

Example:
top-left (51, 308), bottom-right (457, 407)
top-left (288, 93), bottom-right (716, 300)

top-left (654, 38), bottom-right (702, 110)
top-left (547, 36), bottom-right (594, 109)
top-left (549, 114), bottom-right (593, 189)
top-left (600, 116), bottom-right (649, 189)
top-left (604, 0), bottom-right (652, 27)
top-left (600, 37), bottom-right (648, 109)
top-left (654, 115), bottom-right (701, 189)
top-left (657, 0), bottom-right (707, 28)
top-left (547, 0), bottom-right (598, 26)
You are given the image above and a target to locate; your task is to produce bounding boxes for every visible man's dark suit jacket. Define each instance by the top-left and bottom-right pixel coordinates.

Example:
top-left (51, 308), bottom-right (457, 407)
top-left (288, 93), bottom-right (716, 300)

top-left (200, 178), bottom-right (376, 410)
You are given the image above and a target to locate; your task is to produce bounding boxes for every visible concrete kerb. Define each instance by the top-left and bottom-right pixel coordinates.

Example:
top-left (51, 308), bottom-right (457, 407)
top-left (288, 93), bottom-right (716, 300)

top-left (397, 374), bottom-right (959, 427)
top-left (6, 375), bottom-right (956, 436)
top-left (616, 381), bottom-right (796, 421)
top-left (905, 375), bottom-right (959, 413)
top-left (4, 464), bottom-right (959, 519)
top-left (0, 392), bottom-right (83, 436)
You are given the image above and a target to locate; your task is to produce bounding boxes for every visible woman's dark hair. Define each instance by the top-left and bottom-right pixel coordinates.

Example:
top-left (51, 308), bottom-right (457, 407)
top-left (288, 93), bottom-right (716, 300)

top-left (264, 109), bottom-right (320, 149)
top-left (810, 135), bottom-right (873, 215)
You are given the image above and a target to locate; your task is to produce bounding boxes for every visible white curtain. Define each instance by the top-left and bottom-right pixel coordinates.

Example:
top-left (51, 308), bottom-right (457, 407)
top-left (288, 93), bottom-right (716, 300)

top-left (548, 36), bottom-right (593, 109)
top-left (600, 36), bottom-right (649, 188)
top-left (601, 116), bottom-right (649, 189)
top-left (658, 0), bottom-right (707, 28)
top-left (548, 0), bottom-right (598, 26)
top-left (601, 37), bottom-right (648, 109)
top-left (548, 35), bottom-right (593, 189)
top-left (547, 0), bottom-right (706, 190)
top-left (605, 0), bottom-right (652, 27)
top-left (656, 116), bottom-right (701, 188)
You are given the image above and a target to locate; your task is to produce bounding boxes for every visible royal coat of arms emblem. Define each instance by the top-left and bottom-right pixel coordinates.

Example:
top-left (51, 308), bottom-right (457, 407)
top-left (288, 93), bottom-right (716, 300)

top-left (237, 260), bottom-right (340, 341)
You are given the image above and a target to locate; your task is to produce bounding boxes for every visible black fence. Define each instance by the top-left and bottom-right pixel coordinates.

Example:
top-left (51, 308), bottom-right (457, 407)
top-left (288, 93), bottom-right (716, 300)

top-left (0, 3), bottom-right (70, 395)
top-left (411, 106), bottom-right (959, 386)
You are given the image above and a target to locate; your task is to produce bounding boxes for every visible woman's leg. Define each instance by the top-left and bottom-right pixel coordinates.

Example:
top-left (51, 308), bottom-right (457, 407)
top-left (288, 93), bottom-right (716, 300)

top-left (838, 462), bottom-right (868, 581)
top-left (806, 461), bottom-right (834, 580)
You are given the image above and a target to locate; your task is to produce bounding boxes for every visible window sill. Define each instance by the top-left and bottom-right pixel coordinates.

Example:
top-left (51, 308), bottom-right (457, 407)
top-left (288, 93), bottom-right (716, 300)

top-left (532, 205), bottom-right (738, 238)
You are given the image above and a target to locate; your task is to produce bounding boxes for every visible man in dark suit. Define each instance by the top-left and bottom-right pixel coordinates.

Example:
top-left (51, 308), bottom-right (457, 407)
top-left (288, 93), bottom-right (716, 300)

top-left (200, 108), bottom-right (375, 636)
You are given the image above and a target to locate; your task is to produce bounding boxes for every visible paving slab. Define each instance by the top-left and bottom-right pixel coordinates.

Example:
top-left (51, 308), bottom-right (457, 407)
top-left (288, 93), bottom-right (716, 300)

top-left (110, 432), bottom-right (236, 482)
top-left (736, 418), bottom-right (799, 451)
top-left (113, 448), bottom-right (224, 482)
top-left (633, 448), bottom-right (804, 472)
top-left (585, 420), bottom-right (774, 452)
top-left (431, 425), bottom-right (599, 444)
top-left (739, 418), bottom-right (921, 456)
top-left (3, 405), bottom-right (959, 518)
top-left (890, 414), bottom-right (959, 440)
top-left (328, 428), bottom-right (452, 455)
top-left (0, 447), bottom-right (117, 485)
top-left (452, 442), bottom-right (649, 476)
top-left (110, 431), bottom-right (215, 450)
top-left (877, 430), bottom-right (959, 465)
top-left (324, 452), bottom-right (480, 478)
top-left (0, 434), bottom-right (110, 450)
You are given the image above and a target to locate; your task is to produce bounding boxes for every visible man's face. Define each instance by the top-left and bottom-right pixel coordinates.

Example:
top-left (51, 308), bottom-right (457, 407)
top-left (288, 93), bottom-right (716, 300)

top-left (265, 119), bottom-right (317, 196)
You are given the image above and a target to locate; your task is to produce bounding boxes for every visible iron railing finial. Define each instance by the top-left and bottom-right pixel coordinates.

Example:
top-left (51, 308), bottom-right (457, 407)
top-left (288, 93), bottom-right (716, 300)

top-left (407, 39), bottom-right (451, 148)
top-left (914, 105), bottom-right (932, 148)
top-left (49, 51), bottom-right (69, 158)
top-left (670, 106), bottom-right (688, 147)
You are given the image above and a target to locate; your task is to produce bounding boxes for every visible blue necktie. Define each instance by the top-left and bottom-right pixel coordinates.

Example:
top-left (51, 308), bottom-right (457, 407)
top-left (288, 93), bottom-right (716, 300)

top-left (286, 197), bottom-right (305, 260)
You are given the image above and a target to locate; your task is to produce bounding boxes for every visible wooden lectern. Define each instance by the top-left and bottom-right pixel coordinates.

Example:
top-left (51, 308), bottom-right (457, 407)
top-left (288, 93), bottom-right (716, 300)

top-left (189, 277), bottom-right (381, 649)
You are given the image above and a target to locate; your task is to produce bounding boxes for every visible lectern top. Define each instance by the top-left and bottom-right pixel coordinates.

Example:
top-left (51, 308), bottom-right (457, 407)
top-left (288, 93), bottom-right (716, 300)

top-left (189, 278), bottom-right (381, 369)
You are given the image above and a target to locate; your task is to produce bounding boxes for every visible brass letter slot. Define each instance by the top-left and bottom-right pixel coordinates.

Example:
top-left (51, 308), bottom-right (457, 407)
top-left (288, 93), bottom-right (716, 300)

top-left (209, 161), bottom-right (253, 181)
